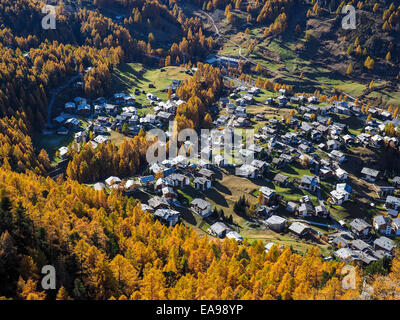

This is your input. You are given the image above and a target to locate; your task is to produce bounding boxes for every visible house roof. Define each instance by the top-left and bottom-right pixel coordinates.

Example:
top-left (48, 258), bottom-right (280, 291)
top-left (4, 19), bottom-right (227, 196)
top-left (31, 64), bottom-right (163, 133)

top-left (288, 222), bottom-right (309, 235)
top-left (350, 218), bottom-right (371, 232)
top-left (351, 239), bottom-right (371, 251)
top-left (273, 173), bottom-right (289, 184)
top-left (386, 195), bottom-right (400, 206)
top-left (208, 222), bottom-right (230, 235)
top-left (301, 175), bottom-right (317, 185)
top-left (191, 198), bottom-right (211, 210)
top-left (373, 215), bottom-right (388, 226)
top-left (266, 215), bottom-right (287, 225)
top-left (148, 196), bottom-right (169, 208)
top-left (361, 167), bottom-right (380, 177)
top-left (374, 236), bottom-right (396, 252)
top-left (259, 186), bottom-right (275, 197)
top-left (154, 208), bottom-right (179, 220)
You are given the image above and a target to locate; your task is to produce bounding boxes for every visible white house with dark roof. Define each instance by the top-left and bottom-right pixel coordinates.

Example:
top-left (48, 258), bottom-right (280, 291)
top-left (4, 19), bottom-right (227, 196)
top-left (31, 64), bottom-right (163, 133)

top-left (385, 195), bottom-right (400, 217)
top-left (374, 236), bottom-right (396, 253)
top-left (191, 198), bottom-right (212, 217)
top-left (361, 167), bottom-right (380, 182)
top-left (350, 218), bottom-right (371, 237)
top-left (373, 215), bottom-right (392, 235)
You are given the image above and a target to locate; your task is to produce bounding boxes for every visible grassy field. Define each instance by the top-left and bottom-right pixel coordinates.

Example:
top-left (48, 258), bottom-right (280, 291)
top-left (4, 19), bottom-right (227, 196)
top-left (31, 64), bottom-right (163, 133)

top-left (111, 63), bottom-right (191, 106)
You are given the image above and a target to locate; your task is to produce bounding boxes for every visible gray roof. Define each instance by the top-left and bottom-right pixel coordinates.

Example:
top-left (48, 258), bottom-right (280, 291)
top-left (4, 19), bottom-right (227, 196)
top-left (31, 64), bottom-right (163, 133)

top-left (191, 198), bottom-right (211, 209)
top-left (351, 239), bottom-right (371, 251)
top-left (301, 175), bottom-right (316, 184)
top-left (259, 186), bottom-right (276, 197)
top-left (361, 167), bottom-right (380, 177)
top-left (208, 222), bottom-right (230, 235)
top-left (154, 208), bottom-right (179, 220)
top-left (350, 218), bottom-right (371, 232)
top-left (373, 215), bottom-right (388, 226)
top-left (266, 215), bottom-right (287, 226)
top-left (288, 222), bottom-right (309, 235)
top-left (273, 173), bottom-right (289, 183)
top-left (374, 237), bottom-right (396, 252)
top-left (386, 195), bottom-right (400, 206)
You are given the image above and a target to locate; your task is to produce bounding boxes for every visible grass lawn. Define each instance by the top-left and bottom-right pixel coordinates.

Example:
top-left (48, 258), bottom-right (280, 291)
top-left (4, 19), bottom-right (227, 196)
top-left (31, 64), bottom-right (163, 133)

top-left (111, 63), bottom-right (191, 107)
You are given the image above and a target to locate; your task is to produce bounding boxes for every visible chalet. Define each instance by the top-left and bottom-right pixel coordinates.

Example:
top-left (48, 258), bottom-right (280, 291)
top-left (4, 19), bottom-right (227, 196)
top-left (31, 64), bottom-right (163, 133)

top-left (236, 164), bottom-right (258, 178)
top-left (391, 218), bottom-right (400, 236)
top-left (300, 122), bottom-right (313, 133)
top-left (93, 182), bottom-right (105, 191)
top-left (93, 135), bottom-right (110, 145)
top-left (392, 176), bottom-right (400, 189)
top-left (286, 201), bottom-right (298, 213)
top-left (342, 134), bottom-right (354, 145)
top-left (198, 168), bottom-right (215, 180)
top-left (298, 203), bottom-right (314, 217)
top-left (94, 104), bottom-right (104, 114)
top-left (330, 183), bottom-right (351, 205)
top-left (114, 93), bottom-right (126, 104)
top-left (288, 222), bottom-right (310, 237)
top-left (226, 231), bottom-right (243, 243)
top-left (331, 236), bottom-right (350, 248)
top-left (373, 215), bottom-right (392, 235)
top-left (194, 177), bottom-right (211, 191)
top-left (251, 160), bottom-right (268, 174)
top-left (208, 222), bottom-right (231, 238)
top-left (258, 187), bottom-right (277, 206)
top-left (315, 204), bottom-right (330, 218)
top-left (214, 155), bottom-right (227, 167)
top-left (361, 167), bottom-right (380, 182)
top-left (191, 198), bottom-right (212, 217)
top-left (350, 218), bottom-right (371, 237)
top-left (273, 173), bottom-right (290, 187)
top-left (385, 195), bottom-right (400, 217)
top-left (265, 215), bottom-right (287, 232)
top-left (299, 143), bottom-right (311, 153)
top-left (148, 196), bottom-right (169, 210)
top-left (156, 111), bottom-right (174, 122)
top-left (329, 150), bottom-right (346, 163)
top-left (351, 239), bottom-right (372, 253)
top-left (105, 104), bottom-right (118, 115)
top-left (105, 176), bottom-right (121, 187)
top-left (58, 146), bottom-right (69, 159)
top-left (374, 236), bottom-right (396, 253)
top-left (154, 177), bottom-right (173, 192)
top-left (327, 139), bottom-right (341, 151)
top-left (300, 175), bottom-right (318, 192)
top-left (254, 205), bottom-right (274, 217)
top-left (124, 180), bottom-right (140, 193)
top-left (277, 96), bottom-right (287, 106)
top-left (124, 95), bottom-right (136, 105)
top-left (169, 173), bottom-right (189, 188)
top-left (335, 168), bottom-right (348, 181)
top-left (64, 117), bottom-right (81, 129)
top-left (153, 209), bottom-right (179, 227)
top-left (74, 131), bottom-right (88, 143)
top-left (161, 187), bottom-right (177, 202)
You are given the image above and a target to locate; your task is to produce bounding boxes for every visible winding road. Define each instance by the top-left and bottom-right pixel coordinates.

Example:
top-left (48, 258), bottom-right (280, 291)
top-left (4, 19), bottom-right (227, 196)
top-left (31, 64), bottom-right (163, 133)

top-left (46, 73), bottom-right (81, 129)
top-left (199, 10), bottom-right (356, 102)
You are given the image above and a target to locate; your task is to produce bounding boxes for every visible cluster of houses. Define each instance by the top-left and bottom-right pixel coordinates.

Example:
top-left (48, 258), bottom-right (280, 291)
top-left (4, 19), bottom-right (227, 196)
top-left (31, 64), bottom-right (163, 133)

top-left (327, 217), bottom-right (397, 266)
top-left (51, 73), bottom-right (400, 264)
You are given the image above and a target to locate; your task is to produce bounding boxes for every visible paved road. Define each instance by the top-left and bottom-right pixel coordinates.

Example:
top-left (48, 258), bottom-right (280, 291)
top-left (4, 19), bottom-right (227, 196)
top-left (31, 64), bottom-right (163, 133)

top-left (46, 73), bottom-right (81, 128)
